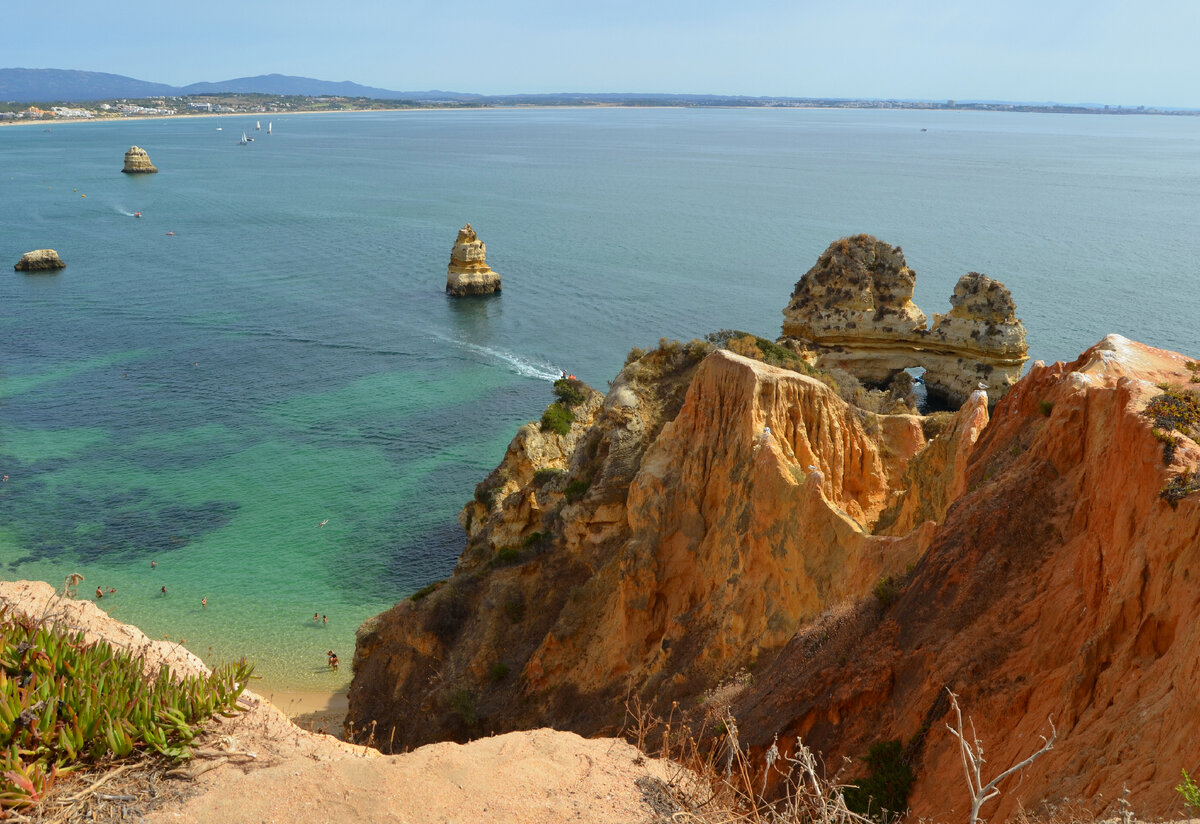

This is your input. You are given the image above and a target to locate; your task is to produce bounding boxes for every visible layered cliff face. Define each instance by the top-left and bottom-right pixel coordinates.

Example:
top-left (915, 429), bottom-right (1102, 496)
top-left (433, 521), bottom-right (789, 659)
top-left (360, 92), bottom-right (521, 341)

top-left (121, 145), bottom-right (158, 174)
top-left (349, 342), bottom-right (969, 749)
top-left (732, 335), bottom-right (1200, 821)
top-left (781, 235), bottom-right (1028, 406)
top-left (445, 223), bottom-right (501, 296)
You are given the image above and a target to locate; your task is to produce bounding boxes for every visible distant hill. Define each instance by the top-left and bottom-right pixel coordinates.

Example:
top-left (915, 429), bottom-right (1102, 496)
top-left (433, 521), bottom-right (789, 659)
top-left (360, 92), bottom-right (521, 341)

top-left (0, 68), bottom-right (178, 102)
top-left (0, 68), bottom-right (476, 103)
top-left (177, 73), bottom-right (477, 101)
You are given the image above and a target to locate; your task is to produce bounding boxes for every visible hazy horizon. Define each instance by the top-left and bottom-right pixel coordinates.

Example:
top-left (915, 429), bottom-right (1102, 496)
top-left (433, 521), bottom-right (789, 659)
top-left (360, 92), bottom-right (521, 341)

top-left (9, 1), bottom-right (1200, 109)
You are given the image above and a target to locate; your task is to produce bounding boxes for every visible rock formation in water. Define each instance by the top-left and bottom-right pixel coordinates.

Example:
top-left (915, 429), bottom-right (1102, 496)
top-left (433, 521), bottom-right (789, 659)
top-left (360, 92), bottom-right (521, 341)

top-left (732, 335), bottom-right (1200, 821)
top-left (14, 248), bottom-right (65, 271)
top-left (121, 145), bottom-right (158, 174)
top-left (445, 223), bottom-right (501, 296)
top-left (781, 234), bottom-right (1028, 406)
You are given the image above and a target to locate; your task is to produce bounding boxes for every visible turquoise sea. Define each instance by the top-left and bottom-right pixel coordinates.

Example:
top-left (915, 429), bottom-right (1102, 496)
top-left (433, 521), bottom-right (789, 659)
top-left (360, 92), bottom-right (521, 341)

top-left (1, 108), bottom-right (1198, 691)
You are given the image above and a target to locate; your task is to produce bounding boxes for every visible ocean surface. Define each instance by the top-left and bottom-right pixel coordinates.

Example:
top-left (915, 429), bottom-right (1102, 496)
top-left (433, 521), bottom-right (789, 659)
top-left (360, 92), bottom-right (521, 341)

top-left (1, 108), bottom-right (1197, 691)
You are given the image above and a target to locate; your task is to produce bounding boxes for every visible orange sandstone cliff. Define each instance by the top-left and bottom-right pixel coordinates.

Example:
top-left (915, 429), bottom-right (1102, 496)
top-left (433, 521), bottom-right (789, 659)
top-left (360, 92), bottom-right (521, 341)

top-left (732, 335), bottom-right (1200, 820)
top-left (349, 234), bottom-right (1198, 821)
top-left (349, 342), bottom-right (956, 748)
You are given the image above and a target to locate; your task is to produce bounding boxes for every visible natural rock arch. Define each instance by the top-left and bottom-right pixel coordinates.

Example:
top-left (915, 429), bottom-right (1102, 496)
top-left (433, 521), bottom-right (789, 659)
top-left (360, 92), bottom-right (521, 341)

top-left (781, 235), bottom-right (1027, 406)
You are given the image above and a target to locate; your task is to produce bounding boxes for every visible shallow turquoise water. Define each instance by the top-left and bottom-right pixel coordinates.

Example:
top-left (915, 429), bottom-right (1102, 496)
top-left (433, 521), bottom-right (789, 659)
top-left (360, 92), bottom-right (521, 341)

top-left (1, 108), bottom-right (1198, 690)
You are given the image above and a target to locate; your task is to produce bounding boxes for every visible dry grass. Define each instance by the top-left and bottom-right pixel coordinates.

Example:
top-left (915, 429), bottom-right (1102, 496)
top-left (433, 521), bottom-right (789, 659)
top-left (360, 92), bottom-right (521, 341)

top-left (623, 699), bottom-right (873, 824)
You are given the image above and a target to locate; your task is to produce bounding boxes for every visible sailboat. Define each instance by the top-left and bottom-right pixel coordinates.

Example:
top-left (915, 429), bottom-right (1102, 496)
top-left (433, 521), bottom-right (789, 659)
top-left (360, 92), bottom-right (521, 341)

top-left (267, 121), bottom-right (272, 134)
top-left (239, 131), bottom-right (249, 145)
top-left (255, 120), bottom-right (261, 131)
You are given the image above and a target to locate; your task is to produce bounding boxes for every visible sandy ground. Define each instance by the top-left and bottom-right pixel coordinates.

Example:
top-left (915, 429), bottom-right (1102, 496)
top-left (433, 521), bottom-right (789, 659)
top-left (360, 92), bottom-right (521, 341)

top-left (0, 580), bottom-right (695, 824)
top-left (266, 688), bottom-right (349, 738)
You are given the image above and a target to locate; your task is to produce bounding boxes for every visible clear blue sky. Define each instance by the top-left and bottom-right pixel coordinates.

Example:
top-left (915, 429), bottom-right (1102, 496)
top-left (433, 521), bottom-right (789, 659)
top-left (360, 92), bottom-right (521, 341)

top-left (9, 0), bottom-right (1200, 106)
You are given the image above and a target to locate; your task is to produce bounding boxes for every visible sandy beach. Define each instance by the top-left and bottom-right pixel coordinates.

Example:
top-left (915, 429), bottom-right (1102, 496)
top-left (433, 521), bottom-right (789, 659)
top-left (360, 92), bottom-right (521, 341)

top-left (264, 689), bottom-right (349, 739)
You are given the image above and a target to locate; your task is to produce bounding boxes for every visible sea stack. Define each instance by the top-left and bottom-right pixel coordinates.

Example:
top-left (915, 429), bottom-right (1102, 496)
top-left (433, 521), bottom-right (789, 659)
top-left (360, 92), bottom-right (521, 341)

top-left (446, 223), bottom-right (501, 297)
top-left (14, 249), bottom-right (65, 272)
top-left (780, 234), bottom-right (1028, 406)
top-left (121, 146), bottom-right (158, 174)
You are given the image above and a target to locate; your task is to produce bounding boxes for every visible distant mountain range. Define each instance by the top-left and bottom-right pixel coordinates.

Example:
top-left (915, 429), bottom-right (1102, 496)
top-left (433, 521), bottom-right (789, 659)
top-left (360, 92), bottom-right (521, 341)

top-left (0, 68), bottom-right (479, 103)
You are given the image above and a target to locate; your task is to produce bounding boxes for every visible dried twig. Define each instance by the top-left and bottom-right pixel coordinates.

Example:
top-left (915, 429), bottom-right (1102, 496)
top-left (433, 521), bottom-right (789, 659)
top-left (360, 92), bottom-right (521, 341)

top-left (945, 688), bottom-right (1056, 824)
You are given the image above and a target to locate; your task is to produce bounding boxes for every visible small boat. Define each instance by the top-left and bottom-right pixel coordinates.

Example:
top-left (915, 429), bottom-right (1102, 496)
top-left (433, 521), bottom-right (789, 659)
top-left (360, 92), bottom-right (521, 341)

top-left (216, 127), bottom-right (223, 131)
top-left (239, 131), bottom-right (249, 145)
top-left (134, 211), bottom-right (142, 218)
top-left (255, 121), bottom-right (261, 130)
top-left (267, 121), bottom-right (272, 134)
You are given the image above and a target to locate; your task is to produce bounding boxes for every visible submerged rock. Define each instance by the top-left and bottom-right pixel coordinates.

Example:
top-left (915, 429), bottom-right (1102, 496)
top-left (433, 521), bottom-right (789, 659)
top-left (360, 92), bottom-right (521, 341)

top-left (446, 224), bottom-right (501, 296)
top-left (121, 145), bottom-right (158, 174)
top-left (14, 249), bottom-right (65, 271)
top-left (781, 234), bottom-right (1028, 406)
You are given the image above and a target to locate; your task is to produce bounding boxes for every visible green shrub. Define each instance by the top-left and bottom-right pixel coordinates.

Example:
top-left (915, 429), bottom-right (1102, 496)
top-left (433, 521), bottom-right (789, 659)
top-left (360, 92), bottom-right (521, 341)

top-left (521, 532), bottom-right (547, 550)
top-left (873, 575), bottom-right (899, 609)
top-left (921, 411), bottom-right (956, 440)
top-left (489, 661), bottom-right (510, 682)
top-left (1178, 768), bottom-right (1200, 813)
top-left (843, 739), bottom-right (915, 821)
top-left (1161, 471), bottom-right (1200, 509)
top-left (540, 402), bottom-right (575, 436)
top-left (1038, 400), bottom-right (1054, 417)
top-left (624, 347), bottom-right (647, 366)
top-left (448, 688), bottom-right (477, 727)
top-left (491, 547), bottom-right (522, 567)
top-left (532, 468), bottom-right (564, 486)
top-left (0, 607), bottom-right (251, 811)
top-left (503, 596), bottom-right (525, 624)
top-left (553, 379), bottom-right (586, 408)
top-left (1146, 387), bottom-right (1200, 436)
top-left (409, 579), bottom-right (444, 602)
top-left (564, 480), bottom-right (590, 504)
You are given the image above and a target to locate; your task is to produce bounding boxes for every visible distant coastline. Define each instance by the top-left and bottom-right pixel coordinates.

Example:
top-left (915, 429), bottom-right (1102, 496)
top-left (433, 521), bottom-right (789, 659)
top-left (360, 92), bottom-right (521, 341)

top-left (3, 93), bottom-right (1198, 127)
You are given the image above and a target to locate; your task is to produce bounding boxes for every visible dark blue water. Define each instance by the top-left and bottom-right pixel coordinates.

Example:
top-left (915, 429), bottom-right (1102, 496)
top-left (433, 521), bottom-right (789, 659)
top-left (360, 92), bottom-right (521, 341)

top-left (2, 108), bottom-right (1197, 689)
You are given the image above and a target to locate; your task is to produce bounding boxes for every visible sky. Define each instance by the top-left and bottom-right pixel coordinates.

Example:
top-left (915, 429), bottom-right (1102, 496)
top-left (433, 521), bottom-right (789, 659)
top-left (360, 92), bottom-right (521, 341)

top-left (10, 0), bottom-right (1200, 107)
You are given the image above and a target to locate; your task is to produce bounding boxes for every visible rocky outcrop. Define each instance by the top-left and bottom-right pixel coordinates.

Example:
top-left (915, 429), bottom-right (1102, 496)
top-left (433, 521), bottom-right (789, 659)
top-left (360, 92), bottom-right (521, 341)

top-left (14, 248), bottom-right (65, 271)
top-left (349, 342), bottom-right (969, 750)
top-left (781, 235), bottom-right (1028, 406)
top-left (732, 335), bottom-right (1200, 821)
top-left (445, 223), bottom-right (501, 296)
top-left (121, 145), bottom-right (158, 174)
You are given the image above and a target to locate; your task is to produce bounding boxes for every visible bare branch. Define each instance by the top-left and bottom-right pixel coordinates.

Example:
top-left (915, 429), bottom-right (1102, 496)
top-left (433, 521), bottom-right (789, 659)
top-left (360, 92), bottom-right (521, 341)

top-left (945, 688), bottom-right (1056, 824)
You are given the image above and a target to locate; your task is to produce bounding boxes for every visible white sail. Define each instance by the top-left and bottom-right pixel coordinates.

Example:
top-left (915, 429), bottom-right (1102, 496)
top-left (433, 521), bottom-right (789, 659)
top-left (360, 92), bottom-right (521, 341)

top-left (267, 122), bottom-right (272, 134)
top-left (256, 120), bottom-right (261, 130)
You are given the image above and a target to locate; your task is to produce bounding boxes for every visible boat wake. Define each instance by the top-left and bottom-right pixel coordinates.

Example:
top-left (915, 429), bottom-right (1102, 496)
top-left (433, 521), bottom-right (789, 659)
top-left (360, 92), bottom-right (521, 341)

top-left (451, 339), bottom-right (561, 381)
top-left (113, 206), bottom-right (137, 217)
